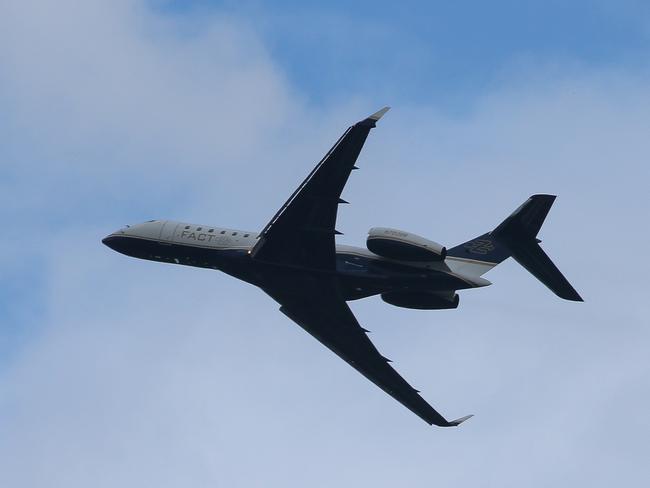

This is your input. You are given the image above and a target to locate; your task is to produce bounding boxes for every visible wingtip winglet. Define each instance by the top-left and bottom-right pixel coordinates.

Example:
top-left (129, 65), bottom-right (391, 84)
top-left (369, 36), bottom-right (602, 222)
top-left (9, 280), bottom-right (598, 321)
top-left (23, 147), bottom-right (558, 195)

top-left (368, 106), bottom-right (390, 121)
top-left (565, 292), bottom-right (584, 302)
top-left (448, 414), bottom-right (474, 427)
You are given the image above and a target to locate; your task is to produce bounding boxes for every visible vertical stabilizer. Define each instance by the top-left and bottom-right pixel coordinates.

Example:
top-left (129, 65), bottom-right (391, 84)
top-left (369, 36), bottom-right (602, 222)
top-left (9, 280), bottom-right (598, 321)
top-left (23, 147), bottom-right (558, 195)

top-left (446, 195), bottom-right (583, 301)
top-left (491, 195), bottom-right (583, 301)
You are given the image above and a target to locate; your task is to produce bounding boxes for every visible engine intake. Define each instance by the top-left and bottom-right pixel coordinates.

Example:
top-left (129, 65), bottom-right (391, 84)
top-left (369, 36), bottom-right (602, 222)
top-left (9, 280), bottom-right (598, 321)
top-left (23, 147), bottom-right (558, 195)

top-left (381, 292), bottom-right (459, 310)
top-left (367, 227), bottom-right (446, 261)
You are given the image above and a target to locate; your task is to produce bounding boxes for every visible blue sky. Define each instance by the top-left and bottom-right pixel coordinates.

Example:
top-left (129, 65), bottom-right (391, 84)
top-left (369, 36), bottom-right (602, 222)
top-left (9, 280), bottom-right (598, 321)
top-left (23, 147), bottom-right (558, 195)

top-left (156, 0), bottom-right (650, 110)
top-left (1, 1), bottom-right (649, 487)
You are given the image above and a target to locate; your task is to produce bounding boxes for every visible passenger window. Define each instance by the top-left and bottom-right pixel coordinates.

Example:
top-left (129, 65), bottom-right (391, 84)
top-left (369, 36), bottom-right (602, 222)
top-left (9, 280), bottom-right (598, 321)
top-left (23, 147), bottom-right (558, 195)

top-left (220, 230), bottom-right (226, 234)
top-left (232, 232), bottom-right (238, 236)
top-left (208, 229), bottom-right (214, 233)
top-left (244, 234), bottom-right (249, 238)
top-left (197, 227), bottom-right (202, 231)
top-left (184, 225), bottom-right (190, 229)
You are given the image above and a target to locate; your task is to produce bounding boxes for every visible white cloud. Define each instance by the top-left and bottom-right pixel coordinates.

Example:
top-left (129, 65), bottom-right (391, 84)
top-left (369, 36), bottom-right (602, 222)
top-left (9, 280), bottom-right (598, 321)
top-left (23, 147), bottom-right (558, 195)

top-left (1, 1), bottom-right (650, 487)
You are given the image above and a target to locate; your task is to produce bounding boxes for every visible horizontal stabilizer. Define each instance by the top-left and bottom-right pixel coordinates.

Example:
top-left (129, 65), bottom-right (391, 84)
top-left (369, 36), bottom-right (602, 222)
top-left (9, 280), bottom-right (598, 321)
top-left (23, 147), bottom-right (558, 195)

top-left (493, 194), bottom-right (556, 240)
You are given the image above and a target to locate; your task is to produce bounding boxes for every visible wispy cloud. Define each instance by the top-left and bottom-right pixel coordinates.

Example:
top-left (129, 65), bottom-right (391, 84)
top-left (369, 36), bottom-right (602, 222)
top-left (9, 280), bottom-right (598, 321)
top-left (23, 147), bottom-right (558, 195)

top-left (1, 1), bottom-right (649, 487)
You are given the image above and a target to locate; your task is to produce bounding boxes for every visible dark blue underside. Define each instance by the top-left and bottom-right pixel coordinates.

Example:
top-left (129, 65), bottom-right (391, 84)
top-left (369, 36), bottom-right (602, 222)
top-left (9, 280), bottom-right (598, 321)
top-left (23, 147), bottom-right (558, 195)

top-left (103, 236), bottom-right (473, 300)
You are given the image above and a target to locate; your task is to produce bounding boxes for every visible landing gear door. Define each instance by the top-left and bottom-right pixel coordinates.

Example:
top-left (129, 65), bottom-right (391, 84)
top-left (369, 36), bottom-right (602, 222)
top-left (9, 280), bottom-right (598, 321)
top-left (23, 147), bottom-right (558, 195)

top-left (159, 221), bottom-right (178, 245)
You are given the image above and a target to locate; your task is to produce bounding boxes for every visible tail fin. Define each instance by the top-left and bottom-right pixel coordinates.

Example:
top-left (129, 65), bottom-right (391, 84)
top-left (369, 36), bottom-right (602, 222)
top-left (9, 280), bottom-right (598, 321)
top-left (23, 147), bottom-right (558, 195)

top-left (447, 195), bottom-right (583, 302)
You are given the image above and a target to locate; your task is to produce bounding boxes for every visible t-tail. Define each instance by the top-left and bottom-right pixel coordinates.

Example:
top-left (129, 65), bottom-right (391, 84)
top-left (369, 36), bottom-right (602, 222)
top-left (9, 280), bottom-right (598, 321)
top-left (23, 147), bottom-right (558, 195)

top-left (446, 194), bottom-right (583, 302)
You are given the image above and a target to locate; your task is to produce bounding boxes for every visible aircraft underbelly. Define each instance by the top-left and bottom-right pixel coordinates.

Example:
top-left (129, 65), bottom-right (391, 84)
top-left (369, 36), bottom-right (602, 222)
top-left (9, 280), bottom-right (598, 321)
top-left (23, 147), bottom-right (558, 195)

top-left (335, 265), bottom-right (468, 301)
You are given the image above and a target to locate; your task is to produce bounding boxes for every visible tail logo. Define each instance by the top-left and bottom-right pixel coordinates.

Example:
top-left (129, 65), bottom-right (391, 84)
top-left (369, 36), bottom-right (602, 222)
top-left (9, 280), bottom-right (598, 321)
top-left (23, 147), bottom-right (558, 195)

top-left (464, 239), bottom-right (495, 255)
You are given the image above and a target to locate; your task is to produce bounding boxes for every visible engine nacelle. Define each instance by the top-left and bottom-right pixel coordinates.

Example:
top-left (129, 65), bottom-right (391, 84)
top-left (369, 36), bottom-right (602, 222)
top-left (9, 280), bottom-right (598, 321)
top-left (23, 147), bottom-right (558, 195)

top-left (367, 227), bottom-right (446, 261)
top-left (381, 292), bottom-right (459, 310)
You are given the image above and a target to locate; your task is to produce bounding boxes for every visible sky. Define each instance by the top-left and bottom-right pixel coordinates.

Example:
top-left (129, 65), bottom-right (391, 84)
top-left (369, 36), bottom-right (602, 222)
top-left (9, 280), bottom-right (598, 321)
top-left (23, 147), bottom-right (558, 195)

top-left (1, 0), bottom-right (649, 486)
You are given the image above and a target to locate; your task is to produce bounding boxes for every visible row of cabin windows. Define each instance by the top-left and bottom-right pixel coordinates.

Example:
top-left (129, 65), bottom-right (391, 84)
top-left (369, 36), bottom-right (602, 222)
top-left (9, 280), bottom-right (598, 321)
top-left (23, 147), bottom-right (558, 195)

top-left (183, 225), bottom-right (249, 237)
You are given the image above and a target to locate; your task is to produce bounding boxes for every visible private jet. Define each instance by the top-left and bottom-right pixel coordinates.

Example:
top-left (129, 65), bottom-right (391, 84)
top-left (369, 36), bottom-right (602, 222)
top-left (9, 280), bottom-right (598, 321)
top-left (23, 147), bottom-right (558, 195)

top-left (103, 107), bottom-right (582, 427)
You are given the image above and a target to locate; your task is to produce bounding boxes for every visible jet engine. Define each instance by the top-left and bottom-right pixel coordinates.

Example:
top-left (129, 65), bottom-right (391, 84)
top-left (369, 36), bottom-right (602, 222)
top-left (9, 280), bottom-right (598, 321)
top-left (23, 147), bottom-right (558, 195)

top-left (367, 227), bottom-right (446, 261)
top-left (381, 291), bottom-right (459, 310)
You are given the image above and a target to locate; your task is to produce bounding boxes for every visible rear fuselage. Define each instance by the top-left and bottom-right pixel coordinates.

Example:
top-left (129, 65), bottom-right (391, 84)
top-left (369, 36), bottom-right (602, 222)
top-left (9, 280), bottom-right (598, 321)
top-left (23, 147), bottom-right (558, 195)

top-left (102, 220), bottom-right (487, 303)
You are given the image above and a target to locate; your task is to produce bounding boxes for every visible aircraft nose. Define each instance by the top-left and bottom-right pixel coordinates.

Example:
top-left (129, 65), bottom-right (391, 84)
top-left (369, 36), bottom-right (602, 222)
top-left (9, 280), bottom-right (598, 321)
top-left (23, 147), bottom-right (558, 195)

top-left (102, 221), bottom-right (161, 255)
top-left (102, 225), bottom-right (130, 251)
top-left (102, 232), bottom-right (134, 256)
top-left (102, 234), bottom-right (119, 250)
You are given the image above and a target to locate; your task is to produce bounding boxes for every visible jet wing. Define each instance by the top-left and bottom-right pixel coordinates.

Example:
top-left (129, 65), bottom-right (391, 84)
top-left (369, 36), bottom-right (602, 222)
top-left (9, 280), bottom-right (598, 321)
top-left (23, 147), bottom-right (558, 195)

top-left (251, 107), bottom-right (390, 270)
top-left (263, 281), bottom-right (472, 427)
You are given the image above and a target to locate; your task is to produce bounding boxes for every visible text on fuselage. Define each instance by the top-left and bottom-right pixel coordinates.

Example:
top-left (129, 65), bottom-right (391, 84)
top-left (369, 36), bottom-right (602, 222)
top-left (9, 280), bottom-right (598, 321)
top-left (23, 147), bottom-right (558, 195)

top-left (180, 230), bottom-right (227, 243)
